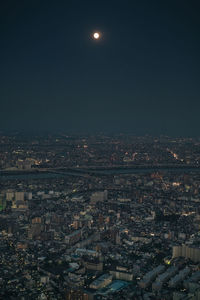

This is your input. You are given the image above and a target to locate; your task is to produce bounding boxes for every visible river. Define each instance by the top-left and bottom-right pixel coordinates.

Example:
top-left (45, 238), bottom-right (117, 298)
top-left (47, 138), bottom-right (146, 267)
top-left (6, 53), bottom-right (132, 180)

top-left (0, 166), bottom-right (200, 181)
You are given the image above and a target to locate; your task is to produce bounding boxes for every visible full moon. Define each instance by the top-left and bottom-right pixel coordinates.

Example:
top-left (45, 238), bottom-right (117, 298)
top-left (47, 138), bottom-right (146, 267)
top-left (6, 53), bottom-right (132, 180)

top-left (93, 32), bottom-right (100, 39)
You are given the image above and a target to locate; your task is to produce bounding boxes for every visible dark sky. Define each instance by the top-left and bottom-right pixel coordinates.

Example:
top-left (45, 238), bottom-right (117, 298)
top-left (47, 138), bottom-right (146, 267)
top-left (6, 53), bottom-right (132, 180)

top-left (1, 0), bottom-right (200, 136)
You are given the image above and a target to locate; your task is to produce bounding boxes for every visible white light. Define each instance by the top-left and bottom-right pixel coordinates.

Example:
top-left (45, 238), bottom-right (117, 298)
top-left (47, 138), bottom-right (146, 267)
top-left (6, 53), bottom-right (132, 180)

top-left (93, 32), bottom-right (100, 39)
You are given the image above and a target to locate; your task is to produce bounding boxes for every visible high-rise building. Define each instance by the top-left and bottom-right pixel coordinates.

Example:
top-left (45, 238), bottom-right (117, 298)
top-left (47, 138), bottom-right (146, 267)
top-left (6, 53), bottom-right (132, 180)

top-left (15, 192), bottom-right (24, 201)
top-left (173, 244), bottom-right (200, 262)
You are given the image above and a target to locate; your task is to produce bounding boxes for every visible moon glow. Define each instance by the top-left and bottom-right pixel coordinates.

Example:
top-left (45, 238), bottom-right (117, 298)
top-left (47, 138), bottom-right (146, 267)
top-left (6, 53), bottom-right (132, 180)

top-left (93, 32), bottom-right (100, 39)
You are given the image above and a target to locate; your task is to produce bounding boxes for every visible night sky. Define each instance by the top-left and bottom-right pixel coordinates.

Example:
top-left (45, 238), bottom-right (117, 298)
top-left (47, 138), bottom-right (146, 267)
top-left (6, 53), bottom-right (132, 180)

top-left (1, 1), bottom-right (200, 136)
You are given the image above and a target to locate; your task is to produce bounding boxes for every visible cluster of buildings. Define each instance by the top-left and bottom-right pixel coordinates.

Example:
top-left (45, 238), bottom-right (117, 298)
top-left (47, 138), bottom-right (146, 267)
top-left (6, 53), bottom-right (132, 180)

top-left (0, 134), bottom-right (200, 299)
top-left (1, 134), bottom-right (200, 170)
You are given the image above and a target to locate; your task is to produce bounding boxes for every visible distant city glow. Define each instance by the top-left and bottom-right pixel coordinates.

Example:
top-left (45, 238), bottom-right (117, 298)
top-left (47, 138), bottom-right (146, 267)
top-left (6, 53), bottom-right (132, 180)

top-left (167, 148), bottom-right (179, 160)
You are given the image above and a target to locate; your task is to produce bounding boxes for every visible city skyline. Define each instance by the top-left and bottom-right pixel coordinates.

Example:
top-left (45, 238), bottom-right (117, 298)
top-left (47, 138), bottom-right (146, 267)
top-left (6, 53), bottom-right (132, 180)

top-left (1, 133), bottom-right (200, 298)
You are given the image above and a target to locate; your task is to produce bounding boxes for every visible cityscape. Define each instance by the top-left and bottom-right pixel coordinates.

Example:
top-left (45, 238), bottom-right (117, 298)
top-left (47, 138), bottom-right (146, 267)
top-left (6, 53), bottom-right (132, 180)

top-left (1, 133), bottom-right (200, 299)
top-left (1, 0), bottom-right (200, 299)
